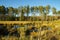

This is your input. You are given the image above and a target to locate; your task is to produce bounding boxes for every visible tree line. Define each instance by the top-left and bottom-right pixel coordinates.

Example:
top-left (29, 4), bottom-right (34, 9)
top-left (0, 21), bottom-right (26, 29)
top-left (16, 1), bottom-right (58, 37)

top-left (0, 5), bottom-right (60, 21)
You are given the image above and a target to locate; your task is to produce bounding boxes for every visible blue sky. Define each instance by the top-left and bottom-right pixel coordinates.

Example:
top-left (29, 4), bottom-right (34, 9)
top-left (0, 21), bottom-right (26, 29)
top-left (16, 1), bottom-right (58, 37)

top-left (0, 0), bottom-right (60, 10)
top-left (0, 0), bottom-right (60, 15)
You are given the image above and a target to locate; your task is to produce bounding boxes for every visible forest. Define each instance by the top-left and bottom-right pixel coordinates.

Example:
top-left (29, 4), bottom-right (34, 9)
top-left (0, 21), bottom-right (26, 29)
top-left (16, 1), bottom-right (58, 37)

top-left (0, 5), bottom-right (60, 21)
